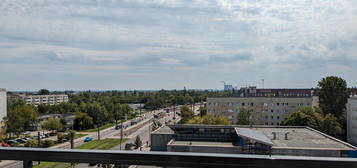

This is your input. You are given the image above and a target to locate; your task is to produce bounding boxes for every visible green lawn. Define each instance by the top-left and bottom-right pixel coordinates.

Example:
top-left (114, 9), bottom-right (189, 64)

top-left (74, 133), bottom-right (87, 139)
top-left (76, 138), bottom-right (127, 150)
top-left (34, 138), bottom-right (127, 168)
top-left (80, 123), bottom-right (116, 132)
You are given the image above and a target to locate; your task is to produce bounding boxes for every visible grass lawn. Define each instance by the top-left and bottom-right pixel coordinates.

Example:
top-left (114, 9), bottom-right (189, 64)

top-left (74, 133), bottom-right (87, 139)
top-left (76, 138), bottom-right (127, 150)
top-left (80, 123), bottom-right (116, 132)
top-left (34, 138), bottom-right (127, 168)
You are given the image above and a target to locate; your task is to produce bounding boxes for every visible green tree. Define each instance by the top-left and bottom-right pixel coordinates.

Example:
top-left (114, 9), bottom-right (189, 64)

top-left (236, 108), bottom-right (252, 125)
top-left (315, 76), bottom-right (348, 118)
top-left (43, 118), bottom-right (63, 132)
top-left (74, 112), bottom-right (94, 130)
top-left (134, 136), bottom-right (142, 149)
top-left (38, 89), bottom-right (50, 95)
top-left (198, 106), bottom-right (207, 117)
top-left (179, 105), bottom-right (194, 124)
top-left (187, 115), bottom-right (229, 125)
top-left (282, 107), bottom-right (342, 137)
top-left (4, 103), bottom-right (38, 137)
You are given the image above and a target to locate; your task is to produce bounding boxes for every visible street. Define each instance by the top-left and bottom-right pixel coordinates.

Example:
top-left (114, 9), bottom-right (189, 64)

top-left (0, 105), bottom-right (195, 168)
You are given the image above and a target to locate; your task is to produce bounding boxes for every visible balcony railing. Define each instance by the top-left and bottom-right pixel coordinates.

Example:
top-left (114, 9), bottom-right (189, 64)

top-left (1, 147), bottom-right (357, 168)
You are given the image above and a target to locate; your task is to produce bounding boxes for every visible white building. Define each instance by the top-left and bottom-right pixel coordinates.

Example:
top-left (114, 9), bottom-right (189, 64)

top-left (347, 97), bottom-right (357, 146)
top-left (0, 88), bottom-right (7, 121)
top-left (207, 97), bottom-right (316, 125)
top-left (20, 94), bottom-right (69, 106)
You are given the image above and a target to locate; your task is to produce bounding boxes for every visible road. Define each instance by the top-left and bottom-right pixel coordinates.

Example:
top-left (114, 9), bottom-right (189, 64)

top-left (1, 104), bottom-right (200, 168)
top-left (0, 105), bottom-right (189, 168)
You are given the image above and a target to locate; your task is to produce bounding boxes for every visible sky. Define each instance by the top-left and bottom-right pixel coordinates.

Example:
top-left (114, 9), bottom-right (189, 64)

top-left (1, 0), bottom-right (357, 91)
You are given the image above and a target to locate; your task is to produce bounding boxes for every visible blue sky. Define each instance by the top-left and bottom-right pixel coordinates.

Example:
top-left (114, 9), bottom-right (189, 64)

top-left (1, 0), bottom-right (357, 91)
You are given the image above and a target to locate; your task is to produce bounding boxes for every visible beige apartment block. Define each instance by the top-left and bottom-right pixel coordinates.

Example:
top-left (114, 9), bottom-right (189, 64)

top-left (207, 97), bottom-right (314, 125)
top-left (20, 94), bottom-right (69, 106)
top-left (0, 88), bottom-right (7, 122)
top-left (347, 97), bottom-right (357, 146)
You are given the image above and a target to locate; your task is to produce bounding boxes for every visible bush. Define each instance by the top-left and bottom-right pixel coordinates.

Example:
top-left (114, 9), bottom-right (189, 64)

top-left (57, 133), bottom-right (66, 143)
top-left (41, 140), bottom-right (55, 147)
top-left (25, 140), bottom-right (37, 147)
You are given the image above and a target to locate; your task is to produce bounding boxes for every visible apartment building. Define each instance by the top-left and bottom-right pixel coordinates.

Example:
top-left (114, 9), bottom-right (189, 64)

top-left (0, 88), bottom-right (7, 121)
top-left (207, 97), bottom-right (315, 125)
top-left (20, 94), bottom-right (69, 106)
top-left (347, 97), bottom-right (357, 146)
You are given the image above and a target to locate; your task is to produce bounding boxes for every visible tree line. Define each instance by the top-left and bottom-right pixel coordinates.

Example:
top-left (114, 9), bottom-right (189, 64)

top-left (2, 89), bottom-right (231, 138)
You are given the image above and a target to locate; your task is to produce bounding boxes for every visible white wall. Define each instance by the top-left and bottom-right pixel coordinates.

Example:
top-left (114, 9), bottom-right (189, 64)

top-left (347, 98), bottom-right (357, 146)
top-left (0, 89), bottom-right (7, 121)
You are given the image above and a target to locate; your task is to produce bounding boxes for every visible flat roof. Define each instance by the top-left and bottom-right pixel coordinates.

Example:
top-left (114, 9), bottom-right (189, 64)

top-left (152, 126), bottom-right (174, 135)
top-left (168, 141), bottom-right (235, 148)
top-left (252, 127), bottom-right (354, 150)
top-left (167, 125), bottom-right (356, 150)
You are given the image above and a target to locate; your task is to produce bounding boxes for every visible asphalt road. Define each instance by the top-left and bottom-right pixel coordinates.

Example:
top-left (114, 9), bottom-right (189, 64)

top-left (1, 105), bottom-right (200, 168)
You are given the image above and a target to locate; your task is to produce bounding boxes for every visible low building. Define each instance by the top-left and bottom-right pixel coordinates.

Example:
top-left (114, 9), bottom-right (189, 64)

top-left (0, 88), bottom-right (7, 122)
top-left (19, 94), bottom-right (69, 106)
top-left (347, 97), bottom-right (357, 146)
top-left (151, 125), bottom-right (357, 157)
top-left (207, 97), bottom-right (317, 125)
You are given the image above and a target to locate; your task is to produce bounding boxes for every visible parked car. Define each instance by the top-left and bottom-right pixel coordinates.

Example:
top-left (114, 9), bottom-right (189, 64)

top-left (6, 140), bottom-right (18, 145)
top-left (84, 137), bottom-right (93, 142)
top-left (16, 139), bottom-right (27, 144)
top-left (1, 143), bottom-right (10, 147)
top-left (115, 125), bottom-right (122, 130)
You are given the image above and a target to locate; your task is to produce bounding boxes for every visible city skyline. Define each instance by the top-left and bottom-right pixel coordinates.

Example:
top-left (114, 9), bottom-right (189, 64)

top-left (1, 0), bottom-right (357, 90)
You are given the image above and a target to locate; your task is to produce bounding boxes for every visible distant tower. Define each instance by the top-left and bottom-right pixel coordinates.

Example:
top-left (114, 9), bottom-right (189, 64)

top-left (261, 79), bottom-right (265, 89)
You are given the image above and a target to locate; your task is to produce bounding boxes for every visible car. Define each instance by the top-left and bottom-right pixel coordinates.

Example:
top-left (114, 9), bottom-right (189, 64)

top-left (88, 163), bottom-right (96, 166)
top-left (23, 137), bottom-right (31, 141)
top-left (16, 139), bottom-right (27, 144)
top-left (6, 140), bottom-right (18, 145)
top-left (115, 125), bottom-right (123, 130)
top-left (1, 143), bottom-right (10, 147)
top-left (84, 137), bottom-right (93, 142)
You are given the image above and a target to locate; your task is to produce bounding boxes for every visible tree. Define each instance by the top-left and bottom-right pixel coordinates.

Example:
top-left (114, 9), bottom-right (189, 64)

top-left (282, 107), bottom-right (342, 138)
top-left (4, 102), bottom-right (38, 137)
top-left (199, 106), bottom-right (207, 117)
top-left (74, 112), bottom-right (94, 130)
top-left (187, 115), bottom-right (229, 125)
top-left (134, 136), bottom-right (142, 149)
top-left (38, 89), bottom-right (50, 95)
top-left (43, 118), bottom-right (63, 132)
top-left (315, 76), bottom-right (348, 119)
top-left (236, 108), bottom-right (252, 125)
top-left (179, 105), bottom-right (194, 124)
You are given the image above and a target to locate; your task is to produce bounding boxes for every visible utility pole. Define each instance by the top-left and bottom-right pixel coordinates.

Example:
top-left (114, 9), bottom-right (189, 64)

top-left (97, 125), bottom-right (100, 140)
top-left (120, 114), bottom-right (126, 150)
top-left (37, 132), bottom-right (41, 147)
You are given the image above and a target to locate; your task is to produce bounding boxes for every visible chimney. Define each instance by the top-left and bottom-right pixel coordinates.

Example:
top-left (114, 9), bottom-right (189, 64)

top-left (285, 132), bottom-right (290, 140)
top-left (272, 132), bottom-right (276, 140)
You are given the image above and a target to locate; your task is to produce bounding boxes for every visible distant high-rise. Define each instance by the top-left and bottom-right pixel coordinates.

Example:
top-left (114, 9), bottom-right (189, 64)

top-left (0, 88), bottom-right (7, 122)
top-left (347, 97), bottom-right (357, 146)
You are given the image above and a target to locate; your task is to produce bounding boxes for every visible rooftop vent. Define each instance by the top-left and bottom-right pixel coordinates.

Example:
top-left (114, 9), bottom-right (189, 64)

top-left (285, 131), bottom-right (290, 140)
top-left (272, 132), bottom-right (276, 140)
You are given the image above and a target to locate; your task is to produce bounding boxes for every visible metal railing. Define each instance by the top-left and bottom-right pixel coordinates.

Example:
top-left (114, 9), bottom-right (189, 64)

top-left (1, 147), bottom-right (357, 168)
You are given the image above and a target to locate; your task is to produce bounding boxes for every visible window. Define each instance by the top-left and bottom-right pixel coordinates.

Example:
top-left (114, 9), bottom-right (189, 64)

top-left (271, 109), bottom-right (274, 113)
top-left (271, 116), bottom-right (274, 119)
top-left (277, 116), bottom-right (280, 119)
top-left (242, 103), bottom-right (245, 106)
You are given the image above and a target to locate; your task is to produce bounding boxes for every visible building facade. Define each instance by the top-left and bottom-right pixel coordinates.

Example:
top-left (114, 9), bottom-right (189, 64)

top-left (0, 88), bottom-right (7, 121)
top-left (20, 94), bottom-right (69, 106)
top-left (207, 97), bottom-right (315, 125)
top-left (347, 97), bottom-right (357, 146)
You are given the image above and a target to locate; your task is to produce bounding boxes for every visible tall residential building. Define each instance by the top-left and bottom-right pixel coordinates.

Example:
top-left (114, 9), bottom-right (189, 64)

top-left (19, 94), bottom-right (69, 106)
top-left (0, 88), bottom-right (7, 121)
top-left (347, 97), bottom-right (357, 146)
top-left (207, 97), bottom-right (316, 125)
